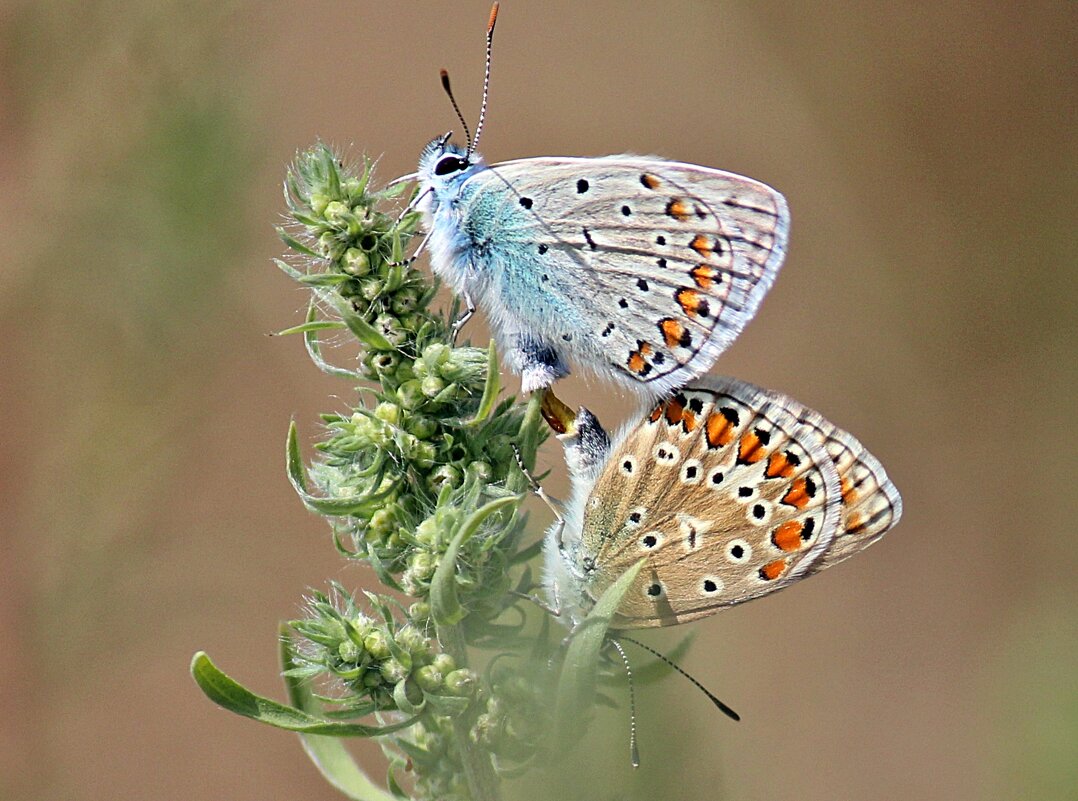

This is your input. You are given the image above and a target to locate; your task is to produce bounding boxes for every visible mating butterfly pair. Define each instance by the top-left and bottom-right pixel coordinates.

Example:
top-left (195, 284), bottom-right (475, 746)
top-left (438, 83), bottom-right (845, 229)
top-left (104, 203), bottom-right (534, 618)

top-left (410, 3), bottom-right (901, 633)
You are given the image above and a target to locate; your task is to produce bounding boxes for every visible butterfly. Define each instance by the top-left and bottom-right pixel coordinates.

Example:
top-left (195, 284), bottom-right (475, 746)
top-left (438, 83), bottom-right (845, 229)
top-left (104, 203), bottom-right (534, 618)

top-left (412, 4), bottom-right (790, 398)
top-left (539, 377), bottom-right (902, 628)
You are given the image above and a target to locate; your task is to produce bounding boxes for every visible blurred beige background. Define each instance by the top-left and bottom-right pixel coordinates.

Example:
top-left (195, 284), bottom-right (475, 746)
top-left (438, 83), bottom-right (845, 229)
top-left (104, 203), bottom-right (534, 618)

top-left (2, 1), bottom-right (1074, 799)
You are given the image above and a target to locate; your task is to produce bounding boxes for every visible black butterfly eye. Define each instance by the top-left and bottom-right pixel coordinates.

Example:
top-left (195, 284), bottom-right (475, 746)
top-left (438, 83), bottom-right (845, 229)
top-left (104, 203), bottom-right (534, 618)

top-left (434, 155), bottom-right (468, 176)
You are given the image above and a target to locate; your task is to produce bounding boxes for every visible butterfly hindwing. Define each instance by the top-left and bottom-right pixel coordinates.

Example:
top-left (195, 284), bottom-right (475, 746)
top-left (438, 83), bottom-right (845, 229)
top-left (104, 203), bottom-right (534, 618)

top-left (572, 377), bottom-right (899, 628)
top-left (468, 157), bottom-right (789, 394)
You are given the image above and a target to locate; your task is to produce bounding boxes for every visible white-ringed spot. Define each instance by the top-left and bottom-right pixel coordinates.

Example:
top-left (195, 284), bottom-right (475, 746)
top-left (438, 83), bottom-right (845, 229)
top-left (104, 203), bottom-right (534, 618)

top-left (726, 539), bottom-right (752, 564)
top-left (747, 500), bottom-right (773, 526)
top-left (653, 442), bottom-right (680, 466)
top-left (680, 459), bottom-right (702, 484)
top-left (620, 455), bottom-right (638, 476)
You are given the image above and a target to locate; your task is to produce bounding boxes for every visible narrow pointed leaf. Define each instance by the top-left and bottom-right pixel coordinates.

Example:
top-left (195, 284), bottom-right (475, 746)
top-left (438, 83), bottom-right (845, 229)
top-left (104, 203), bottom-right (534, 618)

top-left (190, 652), bottom-right (416, 737)
top-left (554, 560), bottom-right (644, 745)
top-left (467, 342), bottom-right (500, 426)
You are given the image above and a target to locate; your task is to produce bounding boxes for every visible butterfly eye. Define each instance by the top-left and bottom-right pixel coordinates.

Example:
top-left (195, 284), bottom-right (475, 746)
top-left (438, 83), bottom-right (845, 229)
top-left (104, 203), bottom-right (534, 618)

top-left (434, 155), bottom-right (468, 176)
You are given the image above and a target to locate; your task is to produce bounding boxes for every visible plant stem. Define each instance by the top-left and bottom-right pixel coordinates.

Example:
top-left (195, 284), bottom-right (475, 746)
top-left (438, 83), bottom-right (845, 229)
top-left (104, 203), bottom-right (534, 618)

top-left (438, 624), bottom-right (502, 801)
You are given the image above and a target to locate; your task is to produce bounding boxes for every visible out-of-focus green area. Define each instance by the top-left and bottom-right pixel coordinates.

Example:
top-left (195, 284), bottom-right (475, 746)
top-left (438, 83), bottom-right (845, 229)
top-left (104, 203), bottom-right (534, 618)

top-left (2, 1), bottom-right (1073, 799)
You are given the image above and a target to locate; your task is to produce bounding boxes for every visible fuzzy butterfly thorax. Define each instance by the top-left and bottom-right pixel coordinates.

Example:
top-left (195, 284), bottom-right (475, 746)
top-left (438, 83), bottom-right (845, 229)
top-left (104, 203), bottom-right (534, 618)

top-left (417, 138), bottom-right (790, 397)
top-left (541, 378), bottom-right (902, 629)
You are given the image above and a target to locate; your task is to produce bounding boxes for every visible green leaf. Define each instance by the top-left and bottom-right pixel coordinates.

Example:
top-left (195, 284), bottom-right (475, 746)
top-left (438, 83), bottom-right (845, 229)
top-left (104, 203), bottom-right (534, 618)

top-left (286, 422), bottom-right (397, 515)
top-left (430, 494), bottom-right (522, 626)
top-left (300, 303), bottom-right (361, 379)
top-left (279, 634), bottom-right (399, 801)
top-left (327, 294), bottom-right (395, 351)
top-left (277, 228), bottom-right (322, 259)
top-left (273, 257), bottom-right (305, 281)
top-left (554, 560), bottom-right (644, 747)
top-left (277, 320), bottom-right (347, 337)
top-left (466, 341), bottom-right (500, 426)
top-left (190, 652), bottom-right (416, 738)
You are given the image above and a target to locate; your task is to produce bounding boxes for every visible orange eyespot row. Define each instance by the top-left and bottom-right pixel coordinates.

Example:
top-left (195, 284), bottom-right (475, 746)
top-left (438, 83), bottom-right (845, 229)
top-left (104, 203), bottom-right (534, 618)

top-left (706, 412), bottom-right (735, 448)
top-left (690, 234), bottom-right (713, 258)
top-left (681, 410), bottom-right (697, 433)
top-left (641, 173), bottom-right (660, 190)
top-left (841, 476), bottom-right (859, 505)
top-left (664, 397), bottom-right (685, 425)
top-left (782, 478), bottom-right (812, 509)
top-left (666, 198), bottom-right (691, 222)
top-left (675, 288), bottom-right (710, 318)
top-left (737, 431), bottom-right (766, 464)
top-left (628, 351), bottom-right (648, 374)
top-left (771, 520), bottom-right (803, 552)
top-left (759, 559), bottom-right (787, 581)
top-left (766, 451), bottom-right (796, 479)
top-left (659, 318), bottom-right (692, 348)
top-left (691, 264), bottom-right (720, 290)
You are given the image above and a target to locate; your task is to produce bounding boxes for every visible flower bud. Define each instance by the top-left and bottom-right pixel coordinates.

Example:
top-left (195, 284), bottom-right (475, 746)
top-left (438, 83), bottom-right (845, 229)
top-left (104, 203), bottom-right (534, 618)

top-left (342, 247), bottom-right (370, 276)
top-left (414, 664), bottom-right (444, 693)
top-left (444, 669), bottom-right (477, 697)
top-left (380, 658), bottom-right (409, 683)
top-left (363, 630), bottom-right (391, 660)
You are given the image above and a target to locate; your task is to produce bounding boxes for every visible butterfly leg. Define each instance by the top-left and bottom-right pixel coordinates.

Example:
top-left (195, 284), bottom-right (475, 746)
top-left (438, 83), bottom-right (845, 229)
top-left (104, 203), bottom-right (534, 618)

top-left (450, 292), bottom-right (475, 343)
top-left (512, 334), bottom-right (569, 394)
top-left (387, 226), bottom-right (432, 268)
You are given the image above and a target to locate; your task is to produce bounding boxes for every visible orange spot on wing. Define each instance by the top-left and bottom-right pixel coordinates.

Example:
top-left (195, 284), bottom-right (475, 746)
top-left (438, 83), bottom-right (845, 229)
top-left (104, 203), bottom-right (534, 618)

top-left (664, 396), bottom-right (685, 425)
top-left (760, 559), bottom-right (788, 581)
top-left (706, 412), bottom-right (735, 448)
top-left (666, 198), bottom-right (690, 222)
top-left (659, 318), bottom-right (692, 348)
top-left (649, 403), bottom-right (664, 423)
top-left (675, 287), bottom-right (710, 318)
top-left (639, 341), bottom-right (653, 357)
top-left (771, 520), bottom-right (803, 552)
top-left (641, 173), bottom-right (660, 189)
top-left (628, 351), bottom-right (647, 374)
top-left (691, 264), bottom-right (720, 290)
top-left (782, 478), bottom-right (813, 509)
top-left (690, 234), bottom-right (713, 258)
top-left (681, 410), bottom-right (697, 433)
top-left (766, 451), bottom-right (796, 479)
top-left (841, 476), bottom-right (859, 505)
top-left (846, 511), bottom-right (864, 532)
top-left (738, 431), bottom-right (766, 464)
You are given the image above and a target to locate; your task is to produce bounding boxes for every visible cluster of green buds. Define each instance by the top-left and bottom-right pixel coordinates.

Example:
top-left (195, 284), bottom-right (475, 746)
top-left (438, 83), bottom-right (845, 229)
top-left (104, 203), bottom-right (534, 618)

top-left (288, 584), bottom-right (477, 716)
top-left (277, 145), bottom-right (543, 609)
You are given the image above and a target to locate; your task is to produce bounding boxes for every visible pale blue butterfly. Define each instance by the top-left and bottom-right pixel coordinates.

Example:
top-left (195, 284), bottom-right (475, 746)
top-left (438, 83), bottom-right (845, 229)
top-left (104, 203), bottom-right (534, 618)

top-left (411, 4), bottom-right (790, 398)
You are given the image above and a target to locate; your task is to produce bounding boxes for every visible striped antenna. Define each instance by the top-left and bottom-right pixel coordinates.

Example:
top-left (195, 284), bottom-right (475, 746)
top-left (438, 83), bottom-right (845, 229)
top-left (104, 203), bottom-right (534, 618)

top-left (468, 2), bottom-right (499, 156)
top-left (439, 69), bottom-right (472, 150)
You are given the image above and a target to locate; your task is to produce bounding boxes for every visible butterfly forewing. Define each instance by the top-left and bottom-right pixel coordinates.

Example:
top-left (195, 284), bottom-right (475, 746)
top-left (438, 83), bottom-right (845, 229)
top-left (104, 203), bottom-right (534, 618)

top-left (578, 378), bottom-right (845, 627)
top-left (479, 157), bottom-right (788, 392)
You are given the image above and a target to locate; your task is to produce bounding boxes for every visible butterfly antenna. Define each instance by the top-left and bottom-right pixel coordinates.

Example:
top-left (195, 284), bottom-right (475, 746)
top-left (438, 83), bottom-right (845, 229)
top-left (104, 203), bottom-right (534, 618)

top-left (610, 639), bottom-right (641, 768)
top-left (620, 635), bottom-right (741, 722)
top-left (439, 69), bottom-right (472, 151)
top-left (468, 2), bottom-right (499, 157)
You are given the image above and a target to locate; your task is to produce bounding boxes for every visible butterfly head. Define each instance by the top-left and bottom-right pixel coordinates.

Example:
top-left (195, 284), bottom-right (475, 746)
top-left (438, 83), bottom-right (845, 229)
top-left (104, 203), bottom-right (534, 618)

top-left (418, 133), bottom-right (484, 192)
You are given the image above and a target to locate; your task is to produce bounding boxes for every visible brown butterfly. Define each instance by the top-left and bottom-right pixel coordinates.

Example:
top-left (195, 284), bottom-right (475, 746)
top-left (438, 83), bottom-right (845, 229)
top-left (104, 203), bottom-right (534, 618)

top-left (541, 377), bottom-right (902, 628)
